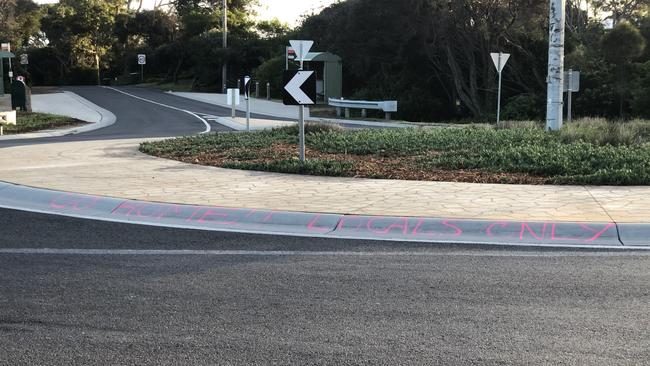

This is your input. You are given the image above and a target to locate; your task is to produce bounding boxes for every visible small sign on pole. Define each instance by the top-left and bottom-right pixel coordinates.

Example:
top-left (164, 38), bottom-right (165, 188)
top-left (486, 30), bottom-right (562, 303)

top-left (563, 70), bottom-right (580, 92)
top-left (285, 47), bottom-right (296, 70)
top-left (564, 70), bottom-right (580, 123)
top-left (137, 54), bottom-right (146, 83)
top-left (289, 40), bottom-right (313, 70)
top-left (19, 54), bottom-right (28, 65)
top-left (490, 52), bottom-right (510, 126)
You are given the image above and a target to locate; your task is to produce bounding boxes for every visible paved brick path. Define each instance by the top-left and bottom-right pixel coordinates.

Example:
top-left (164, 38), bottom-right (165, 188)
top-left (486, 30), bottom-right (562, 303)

top-left (0, 138), bottom-right (648, 223)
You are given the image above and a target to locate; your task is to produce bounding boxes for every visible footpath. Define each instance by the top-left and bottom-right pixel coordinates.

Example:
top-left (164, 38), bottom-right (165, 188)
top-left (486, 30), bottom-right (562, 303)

top-left (0, 88), bottom-right (648, 247)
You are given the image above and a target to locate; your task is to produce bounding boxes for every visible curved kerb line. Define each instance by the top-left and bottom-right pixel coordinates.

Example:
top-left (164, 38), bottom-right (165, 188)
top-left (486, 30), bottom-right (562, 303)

top-left (102, 86), bottom-right (211, 134)
top-left (0, 182), bottom-right (646, 251)
top-left (2, 249), bottom-right (650, 257)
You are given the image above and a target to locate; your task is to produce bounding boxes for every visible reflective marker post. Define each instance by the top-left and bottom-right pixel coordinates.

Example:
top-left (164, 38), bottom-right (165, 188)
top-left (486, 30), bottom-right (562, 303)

top-left (299, 58), bottom-right (305, 162)
top-left (244, 76), bottom-right (251, 132)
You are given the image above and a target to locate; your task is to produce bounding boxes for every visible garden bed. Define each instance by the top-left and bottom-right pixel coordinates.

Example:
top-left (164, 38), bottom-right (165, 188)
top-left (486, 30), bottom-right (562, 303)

top-left (1, 112), bottom-right (87, 134)
top-left (140, 119), bottom-right (650, 185)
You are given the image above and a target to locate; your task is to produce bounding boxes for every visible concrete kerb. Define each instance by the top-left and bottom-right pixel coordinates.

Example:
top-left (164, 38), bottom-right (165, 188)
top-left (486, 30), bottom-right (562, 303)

top-left (214, 116), bottom-right (412, 132)
top-left (1, 181), bottom-right (648, 249)
top-left (0, 91), bottom-right (116, 141)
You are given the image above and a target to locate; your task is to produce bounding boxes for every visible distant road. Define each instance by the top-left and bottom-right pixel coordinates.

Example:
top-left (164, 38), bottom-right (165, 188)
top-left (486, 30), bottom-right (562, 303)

top-left (0, 86), bottom-right (237, 147)
top-left (1, 207), bottom-right (650, 365)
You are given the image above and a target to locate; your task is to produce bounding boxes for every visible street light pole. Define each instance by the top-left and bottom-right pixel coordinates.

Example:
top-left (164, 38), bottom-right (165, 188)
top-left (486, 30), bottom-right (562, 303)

top-left (546, 0), bottom-right (566, 131)
top-left (221, 0), bottom-right (227, 94)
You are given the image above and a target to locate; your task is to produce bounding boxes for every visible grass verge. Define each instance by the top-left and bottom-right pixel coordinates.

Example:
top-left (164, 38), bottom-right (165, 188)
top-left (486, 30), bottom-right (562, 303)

top-left (140, 119), bottom-right (650, 185)
top-left (1, 112), bottom-right (86, 134)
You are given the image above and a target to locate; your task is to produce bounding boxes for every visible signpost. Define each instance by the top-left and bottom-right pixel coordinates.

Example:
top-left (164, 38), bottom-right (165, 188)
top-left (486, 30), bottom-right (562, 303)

top-left (285, 40), bottom-right (315, 162)
top-left (226, 88), bottom-right (240, 118)
top-left (563, 69), bottom-right (580, 123)
top-left (137, 54), bottom-right (146, 83)
top-left (244, 76), bottom-right (252, 132)
top-left (285, 46), bottom-right (297, 70)
top-left (490, 52), bottom-right (510, 126)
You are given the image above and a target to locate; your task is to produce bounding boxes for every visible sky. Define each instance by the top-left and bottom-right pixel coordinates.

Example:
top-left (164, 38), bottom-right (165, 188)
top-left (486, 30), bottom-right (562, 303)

top-left (33, 0), bottom-right (339, 26)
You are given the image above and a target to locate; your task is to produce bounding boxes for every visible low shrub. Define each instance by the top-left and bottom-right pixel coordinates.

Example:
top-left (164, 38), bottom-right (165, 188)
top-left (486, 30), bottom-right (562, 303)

top-left (221, 158), bottom-right (354, 177)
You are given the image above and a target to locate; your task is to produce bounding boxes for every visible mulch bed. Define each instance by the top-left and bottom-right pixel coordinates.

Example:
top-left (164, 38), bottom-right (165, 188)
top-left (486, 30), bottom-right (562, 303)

top-left (170, 143), bottom-right (551, 184)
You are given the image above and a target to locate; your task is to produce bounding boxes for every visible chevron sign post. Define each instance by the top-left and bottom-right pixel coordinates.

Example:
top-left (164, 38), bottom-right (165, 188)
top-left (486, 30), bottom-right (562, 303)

top-left (283, 40), bottom-right (316, 162)
top-left (283, 70), bottom-right (316, 162)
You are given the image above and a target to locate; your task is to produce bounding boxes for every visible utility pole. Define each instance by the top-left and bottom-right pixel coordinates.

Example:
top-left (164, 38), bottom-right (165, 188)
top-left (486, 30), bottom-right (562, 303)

top-left (546, 0), bottom-right (566, 131)
top-left (221, 0), bottom-right (227, 94)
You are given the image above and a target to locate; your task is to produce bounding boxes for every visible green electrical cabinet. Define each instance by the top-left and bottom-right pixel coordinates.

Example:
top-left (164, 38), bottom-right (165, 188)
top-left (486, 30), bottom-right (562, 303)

top-left (301, 52), bottom-right (342, 103)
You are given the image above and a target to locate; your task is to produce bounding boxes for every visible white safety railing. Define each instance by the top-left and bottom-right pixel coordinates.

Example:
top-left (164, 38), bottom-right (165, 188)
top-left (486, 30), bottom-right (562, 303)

top-left (328, 98), bottom-right (398, 120)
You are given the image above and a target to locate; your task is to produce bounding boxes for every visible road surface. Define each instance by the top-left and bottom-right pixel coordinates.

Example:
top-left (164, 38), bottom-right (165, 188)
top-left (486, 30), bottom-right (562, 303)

top-left (1, 87), bottom-right (649, 365)
top-left (1, 208), bottom-right (650, 365)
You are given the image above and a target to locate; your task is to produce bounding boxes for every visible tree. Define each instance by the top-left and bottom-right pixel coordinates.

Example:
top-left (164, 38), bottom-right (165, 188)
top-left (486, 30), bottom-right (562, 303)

top-left (42, 0), bottom-right (124, 85)
top-left (602, 21), bottom-right (646, 116)
top-left (0, 0), bottom-right (42, 48)
top-left (590, 0), bottom-right (650, 25)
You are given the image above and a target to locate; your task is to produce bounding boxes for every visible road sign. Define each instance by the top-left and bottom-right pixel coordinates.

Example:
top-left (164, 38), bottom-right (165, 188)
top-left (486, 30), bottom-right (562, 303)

top-left (564, 69), bottom-right (580, 123)
top-left (490, 52), bottom-right (511, 126)
top-left (283, 70), bottom-right (316, 106)
top-left (244, 76), bottom-right (252, 99)
top-left (137, 54), bottom-right (146, 65)
top-left (490, 52), bottom-right (510, 73)
top-left (289, 40), bottom-right (313, 62)
top-left (563, 70), bottom-right (580, 92)
top-left (19, 54), bottom-right (28, 65)
top-left (287, 48), bottom-right (296, 61)
top-left (227, 88), bottom-right (240, 106)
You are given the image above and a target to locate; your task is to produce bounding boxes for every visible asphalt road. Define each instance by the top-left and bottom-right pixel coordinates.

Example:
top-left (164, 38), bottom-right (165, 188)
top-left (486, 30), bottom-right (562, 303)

top-left (1, 207), bottom-right (650, 365)
top-left (2, 87), bottom-right (650, 364)
top-left (0, 86), bottom-right (239, 148)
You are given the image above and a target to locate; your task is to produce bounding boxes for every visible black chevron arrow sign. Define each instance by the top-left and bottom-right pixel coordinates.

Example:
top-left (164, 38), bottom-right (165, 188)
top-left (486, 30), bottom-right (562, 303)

top-left (283, 70), bottom-right (316, 106)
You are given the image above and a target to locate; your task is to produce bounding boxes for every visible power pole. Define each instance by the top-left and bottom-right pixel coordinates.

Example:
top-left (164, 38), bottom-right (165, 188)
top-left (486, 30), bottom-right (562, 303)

top-left (221, 0), bottom-right (227, 94)
top-left (546, 0), bottom-right (566, 131)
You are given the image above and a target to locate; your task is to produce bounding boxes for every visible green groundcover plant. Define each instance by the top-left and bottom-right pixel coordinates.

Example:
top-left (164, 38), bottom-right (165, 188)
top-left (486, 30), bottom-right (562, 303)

top-left (140, 119), bottom-right (650, 185)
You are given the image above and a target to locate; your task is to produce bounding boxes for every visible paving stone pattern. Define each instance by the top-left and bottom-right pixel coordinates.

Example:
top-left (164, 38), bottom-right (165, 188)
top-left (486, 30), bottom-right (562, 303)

top-left (0, 139), bottom-right (648, 223)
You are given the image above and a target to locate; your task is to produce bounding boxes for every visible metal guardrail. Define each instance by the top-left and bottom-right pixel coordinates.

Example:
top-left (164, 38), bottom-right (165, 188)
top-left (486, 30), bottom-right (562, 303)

top-left (328, 98), bottom-right (398, 120)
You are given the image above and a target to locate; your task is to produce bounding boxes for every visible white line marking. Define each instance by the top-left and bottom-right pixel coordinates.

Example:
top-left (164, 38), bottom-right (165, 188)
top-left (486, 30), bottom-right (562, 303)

top-left (1, 248), bottom-right (649, 257)
top-left (103, 86), bottom-right (211, 134)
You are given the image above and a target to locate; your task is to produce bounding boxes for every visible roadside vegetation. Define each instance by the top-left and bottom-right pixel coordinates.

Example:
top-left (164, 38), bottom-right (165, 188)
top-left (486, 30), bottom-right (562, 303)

top-left (6, 0), bottom-right (650, 122)
top-left (0, 112), bottom-right (85, 135)
top-left (140, 119), bottom-right (650, 185)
